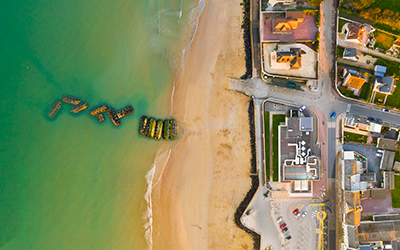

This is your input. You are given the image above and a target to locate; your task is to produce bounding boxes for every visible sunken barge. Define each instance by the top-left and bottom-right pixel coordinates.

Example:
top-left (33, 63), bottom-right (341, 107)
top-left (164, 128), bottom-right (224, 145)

top-left (138, 116), bottom-right (178, 140)
top-left (62, 95), bottom-right (81, 105)
top-left (48, 95), bottom-right (133, 127)
top-left (48, 101), bottom-right (62, 119)
top-left (70, 101), bottom-right (88, 114)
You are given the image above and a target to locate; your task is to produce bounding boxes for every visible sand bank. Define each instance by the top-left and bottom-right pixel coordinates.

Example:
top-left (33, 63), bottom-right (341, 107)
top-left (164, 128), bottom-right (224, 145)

top-left (150, 0), bottom-right (255, 249)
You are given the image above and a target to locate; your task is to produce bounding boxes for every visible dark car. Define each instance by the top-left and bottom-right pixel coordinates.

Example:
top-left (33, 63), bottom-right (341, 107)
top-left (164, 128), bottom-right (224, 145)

top-left (367, 117), bottom-right (375, 122)
top-left (285, 235), bottom-right (292, 241)
top-left (282, 227), bottom-right (288, 233)
top-left (376, 119), bottom-right (383, 123)
top-left (330, 112), bottom-right (336, 119)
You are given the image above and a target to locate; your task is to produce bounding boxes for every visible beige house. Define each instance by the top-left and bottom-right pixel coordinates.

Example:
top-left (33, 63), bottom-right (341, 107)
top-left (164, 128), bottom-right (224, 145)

top-left (345, 23), bottom-right (372, 45)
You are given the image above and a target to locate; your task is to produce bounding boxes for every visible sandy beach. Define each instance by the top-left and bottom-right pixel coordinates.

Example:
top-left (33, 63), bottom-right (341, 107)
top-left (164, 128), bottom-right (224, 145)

top-left (151, 0), bottom-right (255, 249)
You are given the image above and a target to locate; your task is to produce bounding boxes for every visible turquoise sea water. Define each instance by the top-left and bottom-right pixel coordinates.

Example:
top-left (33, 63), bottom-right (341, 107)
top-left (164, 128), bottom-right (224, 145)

top-left (0, 0), bottom-right (199, 249)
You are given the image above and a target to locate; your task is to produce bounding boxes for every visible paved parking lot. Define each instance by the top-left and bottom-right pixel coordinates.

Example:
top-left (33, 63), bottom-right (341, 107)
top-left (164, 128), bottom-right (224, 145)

top-left (270, 198), bottom-right (320, 250)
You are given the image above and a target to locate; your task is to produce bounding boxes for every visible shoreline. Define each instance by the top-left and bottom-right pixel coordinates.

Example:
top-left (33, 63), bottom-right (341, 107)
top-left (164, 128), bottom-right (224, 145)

top-left (148, 0), bottom-right (256, 248)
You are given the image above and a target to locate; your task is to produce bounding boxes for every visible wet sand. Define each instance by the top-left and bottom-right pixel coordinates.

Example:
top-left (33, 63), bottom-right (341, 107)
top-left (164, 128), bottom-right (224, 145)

top-left (150, 0), bottom-right (255, 248)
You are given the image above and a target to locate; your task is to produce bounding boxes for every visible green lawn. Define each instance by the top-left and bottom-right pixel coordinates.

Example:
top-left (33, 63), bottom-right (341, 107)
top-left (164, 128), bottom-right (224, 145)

top-left (376, 58), bottom-right (400, 76)
top-left (337, 46), bottom-right (344, 58)
top-left (272, 114), bottom-right (285, 182)
top-left (392, 175), bottom-right (400, 208)
top-left (369, 0), bottom-right (400, 14)
top-left (338, 19), bottom-right (346, 33)
top-left (359, 81), bottom-right (373, 101)
top-left (374, 92), bottom-right (386, 105)
top-left (374, 30), bottom-right (397, 51)
top-left (339, 86), bottom-right (357, 99)
top-left (344, 131), bottom-right (367, 143)
top-left (264, 112), bottom-right (270, 181)
top-left (395, 150), bottom-right (400, 162)
top-left (338, 85), bottom-right (371, 101)
top-left (386, 87), bottom-right (400, 108)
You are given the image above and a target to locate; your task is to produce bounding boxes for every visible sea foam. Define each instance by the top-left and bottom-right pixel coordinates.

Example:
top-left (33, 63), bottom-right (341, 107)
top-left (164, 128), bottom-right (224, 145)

top-left (143, 146), bottom-right (172, 249)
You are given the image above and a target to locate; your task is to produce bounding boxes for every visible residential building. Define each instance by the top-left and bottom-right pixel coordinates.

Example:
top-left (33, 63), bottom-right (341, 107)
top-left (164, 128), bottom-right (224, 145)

top-left (377, 138), bottom-right (399, 152)
top-left (343, 117), bottom-right (381, 134)
top-left (272, 11), bottom-right (304, 34)
top-left (342, 151), bottom-right (372, 192)
top-left (394, 39), bottom-right (400, 48)
top-left (343, 190), bottom-right (362, 249)
top-left (374, 65), bottom-right (387, 77)
top-left (270, 48), bottom-right (302, 69)
top-left (343, 48), bottom-right (360, 61)
top-left (358, 216), bottom-right (400, 244)
top-left (379, 150), bottom-right (395, 171)
top-left (345, 23), bottom-right (372, 46)
top-left (342, 69), bottom-right (367, 95)
top-left (383, 171), bottom-right (395, 190)
top-left (267, 0), bottom-right (295, 7)
top-left (344, 191), bottom-right (363, 226)
top-left (393, 161), bottom-right (400, 172)
top-left (373, 76), bottom-right (396, 95)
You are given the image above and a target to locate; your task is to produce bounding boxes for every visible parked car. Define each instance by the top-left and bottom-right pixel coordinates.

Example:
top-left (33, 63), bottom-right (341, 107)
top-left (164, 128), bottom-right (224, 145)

top-left (382, 108), bottom-right (390, 113)
top-left (302, 211), bottom-right (307, 217)
top-left (299, 105), bottom-right (306, 112)
top-left (280, 223), bottom-right (287, 229)
top-left (375, 153), bottom-right (382, 157)
top-left (282, 227), bottom-right (288, 233)
top-left (285, 235), bottom-right (292, 241)
top-left (330, 112), bottom-right (336, 119)
top-left (377, 149), bottom-right (385, 153)
top-left (376, 119), bottom-right (383, 123)
top-left (367, 117), bottom-right (375, 122)
top-left (293, 208), bottom-right (300, 218)
top-left (276, 216), bottom-right (283, 223)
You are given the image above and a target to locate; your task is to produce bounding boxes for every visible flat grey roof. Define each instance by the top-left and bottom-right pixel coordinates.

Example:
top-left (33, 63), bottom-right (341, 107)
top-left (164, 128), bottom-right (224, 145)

top-left (299, 117), bottom-right (313, 132)
top-left (359, 220), bottom-right (400, 233)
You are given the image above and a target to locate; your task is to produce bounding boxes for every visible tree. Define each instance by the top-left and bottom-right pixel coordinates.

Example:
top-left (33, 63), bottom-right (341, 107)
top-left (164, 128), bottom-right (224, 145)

top-left (307, 0), bottom-right (323, 7)
top-left (353, 0), bottom-right (376, 10)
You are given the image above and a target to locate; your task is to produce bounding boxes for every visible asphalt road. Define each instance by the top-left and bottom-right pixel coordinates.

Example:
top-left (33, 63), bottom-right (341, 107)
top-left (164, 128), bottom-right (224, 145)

top-left (327, 128), bottom-right (337, 179)
top-left (349, 105), bottom-right (400, 129)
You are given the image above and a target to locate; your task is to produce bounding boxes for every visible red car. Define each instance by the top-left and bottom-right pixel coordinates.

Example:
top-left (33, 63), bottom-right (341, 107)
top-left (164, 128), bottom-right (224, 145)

top-left (293, 209), bottom-right (300, 218)
top-left (280, 223), bottom-right (287, 229)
